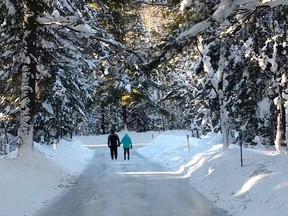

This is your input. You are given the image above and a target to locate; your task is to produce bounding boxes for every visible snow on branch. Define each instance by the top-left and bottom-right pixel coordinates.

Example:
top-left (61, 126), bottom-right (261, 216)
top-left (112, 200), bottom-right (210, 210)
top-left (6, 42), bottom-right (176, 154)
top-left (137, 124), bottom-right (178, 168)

top-left (177, 20), bottom-right (211, 41)
top-left (264, 0), bottom-right (288, 7)
top-left (145, 0), bottom-right (288, 72)
top-left (37, 10), bottom-right (145, 64)
top-left (181, 0), bottom-right (288, 21)
top-left (88, 36), bottom-right (146, 63)
top-left (180, 0), bottom-right (193, 13)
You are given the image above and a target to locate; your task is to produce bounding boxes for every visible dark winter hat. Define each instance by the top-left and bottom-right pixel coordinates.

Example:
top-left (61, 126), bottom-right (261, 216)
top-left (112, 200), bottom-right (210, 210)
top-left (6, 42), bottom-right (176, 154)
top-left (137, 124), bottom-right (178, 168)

top-left (110, 129), bottom-right (115, 134)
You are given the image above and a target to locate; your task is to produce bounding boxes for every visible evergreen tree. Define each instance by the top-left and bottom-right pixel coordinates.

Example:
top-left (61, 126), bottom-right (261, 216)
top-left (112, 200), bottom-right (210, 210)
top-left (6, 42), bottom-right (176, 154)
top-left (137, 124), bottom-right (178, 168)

top-left (1, 0), bottom-right (288, 153)
top-left (1, 0), bottom-right (129, 146)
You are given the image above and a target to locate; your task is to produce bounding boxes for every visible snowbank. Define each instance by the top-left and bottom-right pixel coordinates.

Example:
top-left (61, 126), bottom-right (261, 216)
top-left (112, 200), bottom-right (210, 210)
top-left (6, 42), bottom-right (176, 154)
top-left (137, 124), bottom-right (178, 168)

top-left (0, 139), bottom-right (94, 216)
top-left (137, 131), bottom-right (288, 216)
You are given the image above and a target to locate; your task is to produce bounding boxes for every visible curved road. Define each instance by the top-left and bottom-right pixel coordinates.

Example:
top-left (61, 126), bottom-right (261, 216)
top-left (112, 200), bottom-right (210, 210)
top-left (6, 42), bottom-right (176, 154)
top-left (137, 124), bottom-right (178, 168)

top-left (35, 144), bottom-right (229, 216)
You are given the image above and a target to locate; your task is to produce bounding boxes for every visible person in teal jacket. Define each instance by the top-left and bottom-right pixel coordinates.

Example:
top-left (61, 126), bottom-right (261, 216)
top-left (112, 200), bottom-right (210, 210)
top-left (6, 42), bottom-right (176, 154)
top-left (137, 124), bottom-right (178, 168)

top-left (120, 133), bottom-right (133, 160)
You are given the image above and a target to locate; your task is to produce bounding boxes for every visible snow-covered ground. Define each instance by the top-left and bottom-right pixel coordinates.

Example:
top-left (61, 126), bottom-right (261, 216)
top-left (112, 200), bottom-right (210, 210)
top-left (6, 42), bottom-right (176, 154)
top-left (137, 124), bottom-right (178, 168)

top-left (0, 139), bottom-right (94, 216)
top-left (1, 130), bottom-right (287, 216)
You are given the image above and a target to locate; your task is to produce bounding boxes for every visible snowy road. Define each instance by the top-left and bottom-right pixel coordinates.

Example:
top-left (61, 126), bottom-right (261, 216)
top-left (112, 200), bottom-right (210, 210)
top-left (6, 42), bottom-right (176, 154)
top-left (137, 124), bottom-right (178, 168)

top-left (34, 145), bottom-right (228, 216)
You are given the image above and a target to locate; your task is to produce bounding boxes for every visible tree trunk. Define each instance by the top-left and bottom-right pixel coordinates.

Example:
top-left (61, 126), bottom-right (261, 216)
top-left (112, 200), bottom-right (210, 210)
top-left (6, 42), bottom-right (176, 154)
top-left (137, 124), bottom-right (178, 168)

top-left (273, 7), bottom-right (286, 152)
top-left (101, 105), bottom-right (106, 134)
top-left (217, 43), bottom-right (229, 149)
top-left (122, 105), bottom-right (127, 128)
top-left (19, 0), bottom-right (37, 149)
top-left (219, 90), bottom-right (229, 149)
top-left (282, 10), bottom-right (288, 150)
top-left (274, 84), bottom-right (285, 152)
top-left (284, 72), bottom-right (288, 150)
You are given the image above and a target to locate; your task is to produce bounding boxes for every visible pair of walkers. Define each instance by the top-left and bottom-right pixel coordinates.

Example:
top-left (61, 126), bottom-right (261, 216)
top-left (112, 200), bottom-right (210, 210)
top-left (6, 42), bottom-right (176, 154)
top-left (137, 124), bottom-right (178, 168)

top-left (107, 129), bottom-right (132, 160)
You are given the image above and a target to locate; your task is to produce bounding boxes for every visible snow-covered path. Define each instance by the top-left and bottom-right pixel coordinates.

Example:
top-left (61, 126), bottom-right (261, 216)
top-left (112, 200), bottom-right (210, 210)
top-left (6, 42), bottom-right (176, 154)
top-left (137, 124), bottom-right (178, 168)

top-left (34, 145), bottom-right (228, 216)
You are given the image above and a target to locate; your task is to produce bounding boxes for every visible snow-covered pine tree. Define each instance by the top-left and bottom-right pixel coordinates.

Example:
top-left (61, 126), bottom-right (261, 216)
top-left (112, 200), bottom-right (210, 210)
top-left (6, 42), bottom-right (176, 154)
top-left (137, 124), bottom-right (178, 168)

top-left (1, 0), bottom-right (129, 146)
top-left (223, 4), bottom-right (288, 149)
top-left (0, 0), bottom-right (50, 149)
top-left (167, 43), bottom-right (219, 136)
top-left (83, 0), bottom-right (156, 134)
top-left (145, 0), bottom-right (288, 149)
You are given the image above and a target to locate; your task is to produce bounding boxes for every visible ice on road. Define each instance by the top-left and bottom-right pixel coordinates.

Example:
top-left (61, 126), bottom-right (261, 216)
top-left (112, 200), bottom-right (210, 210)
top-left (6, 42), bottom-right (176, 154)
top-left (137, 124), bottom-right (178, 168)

top-left (34, 145), bottom-right (228, 216)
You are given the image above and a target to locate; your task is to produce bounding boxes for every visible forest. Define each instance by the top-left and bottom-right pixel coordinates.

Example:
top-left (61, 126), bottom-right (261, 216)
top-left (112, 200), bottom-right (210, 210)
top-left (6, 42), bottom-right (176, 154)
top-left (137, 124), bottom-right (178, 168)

top-left (0, 0), bottom-right (287, 154)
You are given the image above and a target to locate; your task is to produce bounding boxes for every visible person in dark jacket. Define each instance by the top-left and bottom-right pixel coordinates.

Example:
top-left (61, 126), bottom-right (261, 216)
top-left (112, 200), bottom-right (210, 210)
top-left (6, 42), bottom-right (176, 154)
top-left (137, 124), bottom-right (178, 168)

top-left (107, 129), bottom-right (120, 160)
top-left (120, 133), bottom-right (133, 160)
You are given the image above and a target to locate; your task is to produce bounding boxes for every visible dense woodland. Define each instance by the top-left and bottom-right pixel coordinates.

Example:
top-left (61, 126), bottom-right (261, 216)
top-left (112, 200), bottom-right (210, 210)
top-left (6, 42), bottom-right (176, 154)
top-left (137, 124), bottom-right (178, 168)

top-left (0, 0), bottom-right (287, 154)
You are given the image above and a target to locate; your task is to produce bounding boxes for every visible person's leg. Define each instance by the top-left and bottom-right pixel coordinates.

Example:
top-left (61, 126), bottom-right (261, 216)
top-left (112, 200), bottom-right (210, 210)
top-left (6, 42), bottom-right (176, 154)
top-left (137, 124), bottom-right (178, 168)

top-left (127, 148), bottom-right (130, 160)
top-left (110, 147), bottom-right (114, 160)
top-left (124, 148), bottom-right (127, 160)
top-left (114, 147), bottom-right (118, 160)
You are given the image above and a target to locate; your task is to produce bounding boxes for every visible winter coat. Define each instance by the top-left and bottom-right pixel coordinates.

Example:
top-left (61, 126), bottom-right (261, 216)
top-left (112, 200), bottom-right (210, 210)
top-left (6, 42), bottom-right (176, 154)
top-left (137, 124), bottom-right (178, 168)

top-left (108, 133), bottom-right (120, 148)
top-left (120, 134), bottom-right (132, 149)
